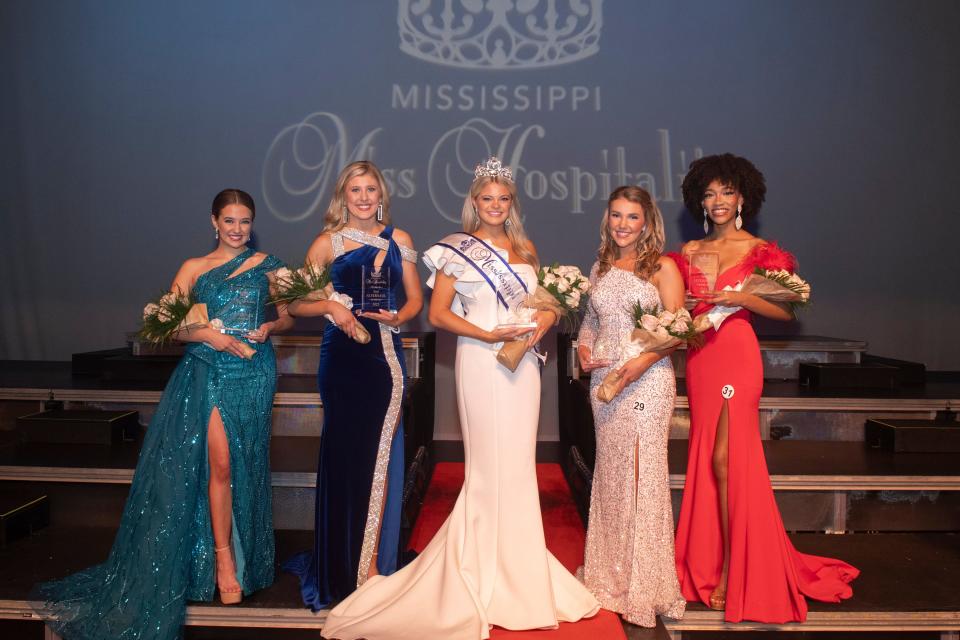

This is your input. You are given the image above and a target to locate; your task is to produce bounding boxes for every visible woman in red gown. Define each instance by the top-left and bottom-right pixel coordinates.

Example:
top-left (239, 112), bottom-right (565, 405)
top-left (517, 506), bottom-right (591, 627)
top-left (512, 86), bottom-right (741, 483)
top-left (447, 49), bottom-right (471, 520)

top-left (672, 154), bottom-right (858, 623)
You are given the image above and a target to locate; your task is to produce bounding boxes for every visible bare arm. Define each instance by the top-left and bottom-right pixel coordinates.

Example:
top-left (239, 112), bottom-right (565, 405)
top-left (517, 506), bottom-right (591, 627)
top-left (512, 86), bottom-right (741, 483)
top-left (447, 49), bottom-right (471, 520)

top-left (427, 270), bottom-right (530, 343)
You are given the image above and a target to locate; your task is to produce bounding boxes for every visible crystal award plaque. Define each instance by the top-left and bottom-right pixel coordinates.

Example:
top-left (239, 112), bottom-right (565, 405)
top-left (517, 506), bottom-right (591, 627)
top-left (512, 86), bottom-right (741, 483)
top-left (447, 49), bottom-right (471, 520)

top-left (360, 265), bottom-right (394, 313)
top-left (217, 285), bottom-right (260, 335)
top-left (688, 251), bottom-right (720, 298)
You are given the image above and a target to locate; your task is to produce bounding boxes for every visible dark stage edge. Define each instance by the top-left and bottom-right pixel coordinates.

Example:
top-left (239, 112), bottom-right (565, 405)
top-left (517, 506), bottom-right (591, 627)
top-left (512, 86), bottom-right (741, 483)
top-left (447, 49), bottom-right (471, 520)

top-left (1, 528), bottom-right (958, 635)
top-left (2, 439), bottom-right (957, 491)
top-left (2, 361), bottom-right (959, 410)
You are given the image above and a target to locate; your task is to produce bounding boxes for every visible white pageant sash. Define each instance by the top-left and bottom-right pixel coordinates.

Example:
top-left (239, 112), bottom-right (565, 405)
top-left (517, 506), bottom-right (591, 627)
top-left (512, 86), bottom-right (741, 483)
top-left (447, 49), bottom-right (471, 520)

top-left (434, 233), bottom-right (529, 311)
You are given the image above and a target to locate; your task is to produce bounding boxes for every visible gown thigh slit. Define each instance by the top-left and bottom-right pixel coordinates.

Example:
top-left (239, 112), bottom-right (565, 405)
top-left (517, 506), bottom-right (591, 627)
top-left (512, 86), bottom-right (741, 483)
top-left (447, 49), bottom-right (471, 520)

top-left (672, 245), bottom-right (858, 624)
top-left (32, 248), bottom-right (282, 640)
top-left (576, 264), bottom-right (686, 628)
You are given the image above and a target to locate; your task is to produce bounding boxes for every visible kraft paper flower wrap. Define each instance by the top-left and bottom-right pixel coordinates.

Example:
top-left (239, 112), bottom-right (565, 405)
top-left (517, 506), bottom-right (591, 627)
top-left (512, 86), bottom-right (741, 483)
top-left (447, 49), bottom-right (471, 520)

top-left (139, 291), bottom-right (256, 359)
top-left (596, 305), bottom-right (705, 403)
top-left (496, 264), bottom-right (590, 372)
top-left (270, 263), bottom-right (371, 344)
top-left (693, 267), bottom-right (811, 332)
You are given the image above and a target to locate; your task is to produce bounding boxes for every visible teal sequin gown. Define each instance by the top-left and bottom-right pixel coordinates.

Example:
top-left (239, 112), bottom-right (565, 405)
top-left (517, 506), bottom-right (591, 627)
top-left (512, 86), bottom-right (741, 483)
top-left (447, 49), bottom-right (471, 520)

top-left (34, 248), bottom-right (283, 640)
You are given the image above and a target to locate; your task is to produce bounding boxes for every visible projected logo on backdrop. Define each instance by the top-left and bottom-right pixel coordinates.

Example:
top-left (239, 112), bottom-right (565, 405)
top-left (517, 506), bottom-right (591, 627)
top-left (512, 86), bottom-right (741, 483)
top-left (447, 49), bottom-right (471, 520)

top-left (398, 0), bottom-right (602, 70)
top-left (262, 0), bottom-right (703, 224)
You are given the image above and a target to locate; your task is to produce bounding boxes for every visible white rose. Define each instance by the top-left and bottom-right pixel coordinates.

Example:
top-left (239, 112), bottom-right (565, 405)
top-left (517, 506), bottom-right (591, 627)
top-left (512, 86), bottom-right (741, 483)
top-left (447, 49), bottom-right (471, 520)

top-left (143, 303), bottom-right (159, 319)
top-left (157, 307), bottom-right (173, 322)
top-left (659, 310), bottom-right (676, 326)
top-left (671, 317), bottom-right (690, 334)
top-left (275, 267), bottom-right (293, 280)
top-left (160, 292), bottom-right (176, 306)
top-left (567, 290), bottom-right (581, 307)
top-left (555, 279), bottom-right (570, 293)
top-left (640, 314), bottom-right (660, 332)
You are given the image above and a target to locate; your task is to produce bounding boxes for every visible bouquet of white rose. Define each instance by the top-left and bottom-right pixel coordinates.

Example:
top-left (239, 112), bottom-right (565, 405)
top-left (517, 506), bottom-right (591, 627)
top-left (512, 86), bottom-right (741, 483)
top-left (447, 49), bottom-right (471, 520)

top-left (270, 263), bottom-right (370, 344)
top-left (694, 268), bottom-right (811, 332)
top-left (596, 305), bottom-right (705, 403)
top-left (496, 263), bottom-right (591, 371)
top-left (139, 290), bottom-right (256, 358)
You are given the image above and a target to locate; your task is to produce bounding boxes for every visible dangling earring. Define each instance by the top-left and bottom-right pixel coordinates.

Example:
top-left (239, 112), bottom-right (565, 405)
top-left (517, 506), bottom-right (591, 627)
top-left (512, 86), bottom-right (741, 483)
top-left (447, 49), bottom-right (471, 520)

top-left (504, 218), bottom-right (512, 228)
top-left (735, 203), bottom-right (743, 231)
top-left (703, 209), bottom-right (710, 234)
top-left (215, 228), bottom-right (219, 240)
top-left (376, 202), bottom-right (383, 222)
top-left (342, 206), bottom-right (349, 221)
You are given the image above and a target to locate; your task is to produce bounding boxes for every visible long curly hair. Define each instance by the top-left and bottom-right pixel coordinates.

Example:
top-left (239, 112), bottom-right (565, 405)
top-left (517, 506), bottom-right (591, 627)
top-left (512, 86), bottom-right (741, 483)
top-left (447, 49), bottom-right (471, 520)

top-left (597, 186), bottom-right (665, 279)
top-left (681, 153), bottom-right (766, 224)
top-left (322, 161), bottom-right (391, 232)
top-left (460, 176), bottom-right (538, 268)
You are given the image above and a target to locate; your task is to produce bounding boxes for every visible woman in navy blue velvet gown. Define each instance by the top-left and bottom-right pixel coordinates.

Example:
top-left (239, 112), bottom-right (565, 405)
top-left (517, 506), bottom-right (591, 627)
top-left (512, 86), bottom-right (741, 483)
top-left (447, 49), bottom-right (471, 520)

top-left (285, 161), bottom-right (423, 610)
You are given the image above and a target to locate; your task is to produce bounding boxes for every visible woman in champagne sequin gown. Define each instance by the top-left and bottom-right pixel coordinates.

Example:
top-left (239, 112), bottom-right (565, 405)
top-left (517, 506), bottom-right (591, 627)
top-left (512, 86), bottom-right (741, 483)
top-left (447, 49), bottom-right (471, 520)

top-left (576, 187), bottom-right (686, 627)
top-left (33, 189), bottom-right (292, 640)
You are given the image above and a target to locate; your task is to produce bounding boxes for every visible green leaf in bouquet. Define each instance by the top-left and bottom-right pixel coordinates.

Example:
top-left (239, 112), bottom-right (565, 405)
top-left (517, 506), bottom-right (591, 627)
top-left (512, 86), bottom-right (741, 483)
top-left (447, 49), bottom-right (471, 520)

top-left (138, 289), bottom-right (199, 345)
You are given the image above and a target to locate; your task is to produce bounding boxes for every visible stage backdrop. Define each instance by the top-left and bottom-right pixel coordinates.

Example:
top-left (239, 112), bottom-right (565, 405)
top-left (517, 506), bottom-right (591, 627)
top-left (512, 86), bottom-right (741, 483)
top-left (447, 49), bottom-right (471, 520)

top-left (3, 1), bottom-right (958, 442)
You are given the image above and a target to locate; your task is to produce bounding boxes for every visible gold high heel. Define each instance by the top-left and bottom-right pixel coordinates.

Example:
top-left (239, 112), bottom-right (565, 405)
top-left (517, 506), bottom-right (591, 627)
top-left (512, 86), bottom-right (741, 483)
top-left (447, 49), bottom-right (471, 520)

top-left (215, 545), bottom-right (243, 605)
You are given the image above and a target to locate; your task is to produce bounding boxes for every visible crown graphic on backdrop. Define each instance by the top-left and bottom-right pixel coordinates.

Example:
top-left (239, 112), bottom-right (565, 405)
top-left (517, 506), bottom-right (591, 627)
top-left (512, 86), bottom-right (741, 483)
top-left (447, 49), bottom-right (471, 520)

top-left (398, 0), bottom-right (603, 70)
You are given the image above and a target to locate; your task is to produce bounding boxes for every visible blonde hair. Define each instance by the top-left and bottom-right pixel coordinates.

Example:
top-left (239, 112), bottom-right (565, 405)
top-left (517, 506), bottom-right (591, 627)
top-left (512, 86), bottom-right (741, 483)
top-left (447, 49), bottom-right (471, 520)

top-left (322, 161), bottom-right (392, 232)
top-left (460, 176), bottom-right (538, 268)
top-left (597, 186), bottom-right (665, 279)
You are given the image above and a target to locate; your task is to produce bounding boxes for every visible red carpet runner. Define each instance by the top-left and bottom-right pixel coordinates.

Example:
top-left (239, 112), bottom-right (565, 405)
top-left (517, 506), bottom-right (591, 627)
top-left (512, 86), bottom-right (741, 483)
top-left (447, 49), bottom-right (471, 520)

top-left (407, 463), bottom-right (626, 640)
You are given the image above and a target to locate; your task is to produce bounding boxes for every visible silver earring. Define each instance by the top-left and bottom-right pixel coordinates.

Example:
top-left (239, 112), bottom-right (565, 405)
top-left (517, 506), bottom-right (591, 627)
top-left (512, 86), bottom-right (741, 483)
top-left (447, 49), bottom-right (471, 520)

top-left (702, 209), bottom-right (709, 234)
top-left (215, 229), bottom-right (219, 240)
top-left (342, 206), bottom-right (349, 220)
top-left (735, 203), bottom-right (743, 230)
top-left (504, 218), bottom-right (512, 228)
top-left (376, 202), bottom-right (383, 222)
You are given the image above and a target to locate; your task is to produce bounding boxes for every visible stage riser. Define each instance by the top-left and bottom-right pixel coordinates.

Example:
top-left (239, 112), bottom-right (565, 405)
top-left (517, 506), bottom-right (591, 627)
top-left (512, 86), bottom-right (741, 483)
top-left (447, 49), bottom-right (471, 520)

top-left (667, 490), bottom-right (960, 533)
top-left (0, 482), bottom-right (316, 531)
top-left (665, 409), bottom-right (940, 441)
top-left (1, 402), bottom-right (326, 439)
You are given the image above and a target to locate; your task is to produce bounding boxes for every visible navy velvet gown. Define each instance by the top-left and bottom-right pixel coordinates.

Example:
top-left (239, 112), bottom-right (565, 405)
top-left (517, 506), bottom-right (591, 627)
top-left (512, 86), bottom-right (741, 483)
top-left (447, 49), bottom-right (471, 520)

top-left (286, 225), bottom-right (417, 610)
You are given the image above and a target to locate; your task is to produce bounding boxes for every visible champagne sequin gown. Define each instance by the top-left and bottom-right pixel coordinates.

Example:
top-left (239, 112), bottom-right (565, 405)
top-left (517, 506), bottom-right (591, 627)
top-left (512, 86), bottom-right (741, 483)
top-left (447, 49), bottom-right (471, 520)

top-left (33, 248), bottom-right (283, 640)
top-left (576, 263), bottom-right (685, 626)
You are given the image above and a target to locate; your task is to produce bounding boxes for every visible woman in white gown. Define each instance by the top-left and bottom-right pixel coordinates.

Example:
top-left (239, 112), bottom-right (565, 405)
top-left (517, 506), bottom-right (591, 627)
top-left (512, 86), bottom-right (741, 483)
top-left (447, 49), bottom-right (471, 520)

top-left (321, 158), bottom-right (600, 640)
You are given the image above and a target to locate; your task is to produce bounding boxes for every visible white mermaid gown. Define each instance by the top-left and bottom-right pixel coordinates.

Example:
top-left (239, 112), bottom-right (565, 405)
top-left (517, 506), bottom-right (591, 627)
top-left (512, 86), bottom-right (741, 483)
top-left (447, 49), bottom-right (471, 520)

top-left (321, 244), bottom-right (600, 640)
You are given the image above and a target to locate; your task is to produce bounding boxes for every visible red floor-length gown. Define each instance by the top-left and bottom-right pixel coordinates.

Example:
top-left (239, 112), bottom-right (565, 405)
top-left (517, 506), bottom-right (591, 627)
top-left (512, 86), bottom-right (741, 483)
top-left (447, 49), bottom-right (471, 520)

top-left (672, 243), bottom-right (859, 623)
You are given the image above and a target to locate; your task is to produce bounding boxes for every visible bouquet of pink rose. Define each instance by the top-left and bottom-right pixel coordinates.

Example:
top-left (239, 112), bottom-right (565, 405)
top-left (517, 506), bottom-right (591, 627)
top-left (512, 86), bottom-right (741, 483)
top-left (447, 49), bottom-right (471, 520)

top-left (270, 263), bottom-right (370, 344)
top-left (496, 264), bottom-right (591, 372)
top-left (139, 290), bottom-right (256, 358)
top-left (596, 304), bottom-right (705, 403)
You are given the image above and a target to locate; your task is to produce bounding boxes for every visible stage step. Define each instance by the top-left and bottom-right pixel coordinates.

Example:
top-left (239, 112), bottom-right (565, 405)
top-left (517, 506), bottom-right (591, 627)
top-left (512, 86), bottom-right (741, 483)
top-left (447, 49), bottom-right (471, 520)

top-left (1, 529), bottom-right (957, 637)
top-left (3, 438), bottom-right (958, 533)
top-left (0, 487), bottom-right (49, 547)
top-left (15, 408), bottom-right (140, 445)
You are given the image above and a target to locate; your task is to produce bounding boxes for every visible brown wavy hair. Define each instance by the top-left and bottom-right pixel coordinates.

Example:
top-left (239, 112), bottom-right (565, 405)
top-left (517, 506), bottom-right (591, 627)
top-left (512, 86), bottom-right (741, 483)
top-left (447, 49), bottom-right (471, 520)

top-left (597, 186), bottom-right (665, 279)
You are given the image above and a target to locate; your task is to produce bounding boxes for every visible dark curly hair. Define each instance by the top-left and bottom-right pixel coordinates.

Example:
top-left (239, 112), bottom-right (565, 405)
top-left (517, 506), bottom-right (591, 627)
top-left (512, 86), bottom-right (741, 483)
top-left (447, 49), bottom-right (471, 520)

top-left (681, 153), bottom-right (766, 223)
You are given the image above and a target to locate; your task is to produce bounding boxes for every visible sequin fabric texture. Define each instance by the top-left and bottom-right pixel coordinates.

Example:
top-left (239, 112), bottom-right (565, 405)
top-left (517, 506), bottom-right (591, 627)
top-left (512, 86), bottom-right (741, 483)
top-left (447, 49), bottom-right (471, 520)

top-left (33, 249), bottom-right (283, 640)
top-left (577, 263), bottom-right (686, 627)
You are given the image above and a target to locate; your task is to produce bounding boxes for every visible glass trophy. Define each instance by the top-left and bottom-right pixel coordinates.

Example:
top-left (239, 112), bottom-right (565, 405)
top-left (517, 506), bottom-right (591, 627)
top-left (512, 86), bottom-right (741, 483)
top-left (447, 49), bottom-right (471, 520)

top-left (360, 265), bottom-right (394, 313)
top-left (688, 251), bottom-right (720, 298)
top-left (217, 285), bottom-right (260, 335)
top-left (586, 333), bottom-right (620, 368)
top-left (495, 300), bottom-right (538, 333)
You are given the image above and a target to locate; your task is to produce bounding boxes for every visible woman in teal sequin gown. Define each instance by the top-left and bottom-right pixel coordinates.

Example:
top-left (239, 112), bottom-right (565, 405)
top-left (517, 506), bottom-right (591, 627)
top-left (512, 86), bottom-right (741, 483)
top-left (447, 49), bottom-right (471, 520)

top-left (33, 189), bottom-right (293, 640)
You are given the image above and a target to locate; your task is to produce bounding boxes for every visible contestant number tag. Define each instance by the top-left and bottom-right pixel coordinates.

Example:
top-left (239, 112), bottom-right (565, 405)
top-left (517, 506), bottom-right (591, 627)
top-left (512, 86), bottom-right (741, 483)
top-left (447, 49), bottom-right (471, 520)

top-left (721, 384), bottom-right (735, 399)
top-left (217, 285), bottom-right (260, 335)
top-left (360, 265), bottom-right (393, 313)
